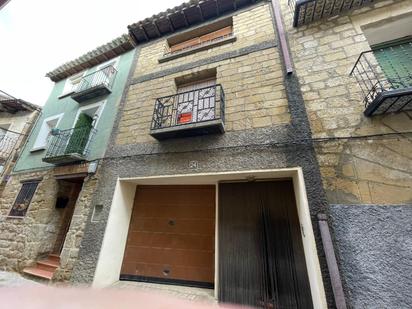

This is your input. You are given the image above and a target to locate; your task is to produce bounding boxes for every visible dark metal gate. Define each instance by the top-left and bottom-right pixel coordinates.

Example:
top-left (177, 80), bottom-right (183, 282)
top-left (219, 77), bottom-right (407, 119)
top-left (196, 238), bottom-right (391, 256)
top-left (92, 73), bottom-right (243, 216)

top-left (218, 180), bottom-right (313, 308)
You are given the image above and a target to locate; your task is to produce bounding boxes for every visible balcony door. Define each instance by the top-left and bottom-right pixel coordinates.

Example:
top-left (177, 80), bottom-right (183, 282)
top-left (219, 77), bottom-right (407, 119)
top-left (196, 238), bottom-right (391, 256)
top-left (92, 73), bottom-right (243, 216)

top-left (65, 113), bottom-right (93, 155)
top-left (176, 78), bottom-right (216, 124)
top-left (66, 101), bottom-right (105, 156)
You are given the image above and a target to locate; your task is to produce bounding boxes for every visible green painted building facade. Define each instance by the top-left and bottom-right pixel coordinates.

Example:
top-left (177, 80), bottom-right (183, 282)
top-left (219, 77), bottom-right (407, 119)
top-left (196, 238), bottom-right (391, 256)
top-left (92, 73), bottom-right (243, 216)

top-left (14, 48), bottom-right (135, 172)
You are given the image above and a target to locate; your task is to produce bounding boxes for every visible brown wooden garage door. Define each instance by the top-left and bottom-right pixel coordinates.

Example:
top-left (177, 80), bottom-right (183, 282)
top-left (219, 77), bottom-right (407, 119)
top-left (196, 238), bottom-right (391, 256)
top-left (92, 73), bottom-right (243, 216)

top-left (120, 185), bottom-right (215, 287)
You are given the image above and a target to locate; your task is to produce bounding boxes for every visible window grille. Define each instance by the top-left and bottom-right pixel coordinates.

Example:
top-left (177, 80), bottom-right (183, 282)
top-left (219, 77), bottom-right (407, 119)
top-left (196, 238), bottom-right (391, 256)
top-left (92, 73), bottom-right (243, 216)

top-left (9, 181), bottom-right (40, 217)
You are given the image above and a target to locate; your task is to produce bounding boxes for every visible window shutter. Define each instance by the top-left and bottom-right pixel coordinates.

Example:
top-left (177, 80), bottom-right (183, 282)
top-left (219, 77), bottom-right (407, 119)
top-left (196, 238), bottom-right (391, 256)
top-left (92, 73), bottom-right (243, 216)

top-left (373, 40), bottom-right (412, 89)
top-left (169, 26), bottom-right (233, 53)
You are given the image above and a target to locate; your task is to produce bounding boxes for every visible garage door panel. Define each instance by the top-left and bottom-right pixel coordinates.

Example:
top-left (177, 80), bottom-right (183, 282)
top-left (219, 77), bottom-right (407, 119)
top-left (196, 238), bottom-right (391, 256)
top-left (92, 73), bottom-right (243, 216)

top-left (121, 185), bottom-right (215, 286)
top-left (129, 218), bottom-right (215, 234)
top-left (126, 231), bottom-right (215, 250)
top-left (135, 186), bottom-right (215, 205)
top-left (125, 263), bottom-right (214, 283)
top-left (131, 202), bottom-right (215, 219)
top-left (124, 247), bottom-right (214, 267)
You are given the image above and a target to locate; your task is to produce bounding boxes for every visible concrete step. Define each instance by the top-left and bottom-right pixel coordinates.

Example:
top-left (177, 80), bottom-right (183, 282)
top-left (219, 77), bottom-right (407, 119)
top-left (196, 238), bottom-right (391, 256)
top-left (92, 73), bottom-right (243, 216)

top-left (36, 260), bottom-right (59, 272)
top-left (47, 254), bottom-right (61, 263)
top-left (22, 267), bottom-right (54, 281)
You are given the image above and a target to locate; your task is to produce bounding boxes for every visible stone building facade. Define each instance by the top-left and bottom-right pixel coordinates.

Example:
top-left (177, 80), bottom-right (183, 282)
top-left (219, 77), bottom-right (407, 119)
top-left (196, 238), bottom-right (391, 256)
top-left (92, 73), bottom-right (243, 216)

top-left (71, 1), bottom-right (331, 308)
top-left (280, 0), bottom-right (412, 307)
top-left (69, 0), bottom-right (411, 308)
top-left (0, 0), bottom-right (410, 308)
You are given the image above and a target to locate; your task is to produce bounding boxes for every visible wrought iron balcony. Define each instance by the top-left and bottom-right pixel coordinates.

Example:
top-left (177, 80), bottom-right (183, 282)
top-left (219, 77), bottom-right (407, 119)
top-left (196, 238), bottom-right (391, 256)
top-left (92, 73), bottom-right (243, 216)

top-left (350, 43), bottom-right (412, 116)
top-left (42, 126), bottom-right (96, 164)
top-left (0, 131), bottom-right (20, 173)
top-left (289, 0), bottom-right (373, 27)
top-left (150, 84), bottom-right (225, 140)
top-left (71, 65), bottom-right (117, 103)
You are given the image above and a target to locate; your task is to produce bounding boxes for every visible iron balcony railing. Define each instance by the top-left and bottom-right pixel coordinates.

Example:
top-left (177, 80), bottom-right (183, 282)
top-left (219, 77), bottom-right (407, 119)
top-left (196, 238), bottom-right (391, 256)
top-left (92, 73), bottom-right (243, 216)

top-left (289, 0), bottom-right (373, 27)
top-left (76, 65), bottom-right (117, 94)
top-left (43, 126), bottom-right (96, 163)
top-left (0, 130), bottom-right (20, 169)
top-left (151, 84), bottom-right (225, 131)
top-left (350, 43), bottom-right (412, 116)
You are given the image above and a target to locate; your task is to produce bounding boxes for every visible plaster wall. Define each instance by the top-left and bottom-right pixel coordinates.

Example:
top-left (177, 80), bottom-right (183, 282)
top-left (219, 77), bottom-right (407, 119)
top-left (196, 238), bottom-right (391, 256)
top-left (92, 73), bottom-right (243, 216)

top-left (14, 49), bottom-right (136, 172)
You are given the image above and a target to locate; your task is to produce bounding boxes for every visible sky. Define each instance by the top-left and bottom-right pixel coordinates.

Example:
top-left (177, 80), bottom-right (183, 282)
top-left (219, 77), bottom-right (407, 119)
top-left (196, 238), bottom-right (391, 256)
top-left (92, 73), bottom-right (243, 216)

top-left (0, 0), bottom-right (184, 106)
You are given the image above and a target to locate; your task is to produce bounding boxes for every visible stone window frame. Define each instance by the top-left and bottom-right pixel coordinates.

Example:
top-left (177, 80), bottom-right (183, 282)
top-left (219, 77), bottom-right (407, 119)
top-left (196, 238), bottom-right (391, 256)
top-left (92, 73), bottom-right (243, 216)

top-left (7, 179), bottom-right (41, 218)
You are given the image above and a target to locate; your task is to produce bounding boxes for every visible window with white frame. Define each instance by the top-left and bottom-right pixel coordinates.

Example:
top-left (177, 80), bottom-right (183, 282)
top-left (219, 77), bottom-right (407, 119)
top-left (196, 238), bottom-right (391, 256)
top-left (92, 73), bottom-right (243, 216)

top-left (62, 71), bottom-right (86, 95)
top-left (31, 114), bottom-right (63, 151)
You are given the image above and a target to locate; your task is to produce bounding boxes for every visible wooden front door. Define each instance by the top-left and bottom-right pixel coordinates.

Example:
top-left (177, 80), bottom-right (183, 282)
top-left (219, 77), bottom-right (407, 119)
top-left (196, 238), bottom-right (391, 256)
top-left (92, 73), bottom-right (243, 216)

top-left (218, 180), bottom-right (313, 308)
top-left (121, 185), bottom-right (215, 287)
top-left (52, 180), bottom-right (83, 254)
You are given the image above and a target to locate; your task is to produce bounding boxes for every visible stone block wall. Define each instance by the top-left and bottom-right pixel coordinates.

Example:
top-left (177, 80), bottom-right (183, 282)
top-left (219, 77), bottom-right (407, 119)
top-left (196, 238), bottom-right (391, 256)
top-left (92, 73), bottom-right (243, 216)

top-left (281, 0), bottom-right (412, 204)
top-left (115, 3), bottom-right (291, 145)
top-left (134, 4), bottom-right (276, 77)
top-left (117, 48), bottom-right (289, 144)
top-left (0, 169), bottom-right (99, 281)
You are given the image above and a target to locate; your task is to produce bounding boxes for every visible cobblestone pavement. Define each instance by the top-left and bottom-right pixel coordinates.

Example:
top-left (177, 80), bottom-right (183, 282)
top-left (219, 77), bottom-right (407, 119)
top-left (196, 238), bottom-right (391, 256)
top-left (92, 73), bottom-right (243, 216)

top-left (111, 281), bottom-right (217, 305)
top-left (0, 271), bottom-right (41, 287)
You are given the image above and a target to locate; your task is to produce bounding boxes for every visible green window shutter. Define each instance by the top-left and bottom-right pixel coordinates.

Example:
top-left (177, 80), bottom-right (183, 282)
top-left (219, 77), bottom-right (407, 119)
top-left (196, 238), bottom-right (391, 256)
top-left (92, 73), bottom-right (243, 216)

top-left (372, 38), bottom-right (412, 89)
top-left (65, 113), bottom-right (93, 155)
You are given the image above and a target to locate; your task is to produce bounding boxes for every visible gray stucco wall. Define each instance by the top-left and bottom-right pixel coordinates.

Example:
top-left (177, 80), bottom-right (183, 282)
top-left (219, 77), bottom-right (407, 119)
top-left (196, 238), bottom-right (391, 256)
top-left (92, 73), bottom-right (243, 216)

top-left (330, 204), bottom-right (412, 308)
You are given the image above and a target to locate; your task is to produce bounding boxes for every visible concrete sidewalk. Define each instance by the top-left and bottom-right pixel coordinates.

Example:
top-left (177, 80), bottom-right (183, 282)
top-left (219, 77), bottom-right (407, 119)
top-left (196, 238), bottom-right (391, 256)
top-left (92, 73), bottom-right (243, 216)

top-left (111, 281), bottom-right (217, 305)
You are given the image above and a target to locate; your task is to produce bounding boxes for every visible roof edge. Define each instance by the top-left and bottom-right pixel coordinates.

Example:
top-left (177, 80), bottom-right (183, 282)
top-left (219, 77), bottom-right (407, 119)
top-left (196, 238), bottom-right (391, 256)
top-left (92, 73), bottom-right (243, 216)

top-left (46, 33), bottom-right (135, 82)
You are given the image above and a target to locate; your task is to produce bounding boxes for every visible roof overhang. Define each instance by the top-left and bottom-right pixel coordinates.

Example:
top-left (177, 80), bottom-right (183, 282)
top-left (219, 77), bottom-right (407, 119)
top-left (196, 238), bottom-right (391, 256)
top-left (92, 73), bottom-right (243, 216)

top-left (46, 34), bottom-right (135, 82)
top-left (0, 99), bottom-right (39, 113)
top-left (0, 91), bottom-right (40, 113)
top-left (128, 0), bottom-right (264, 45)
top-left (0, 0), bottom-right (11, 10)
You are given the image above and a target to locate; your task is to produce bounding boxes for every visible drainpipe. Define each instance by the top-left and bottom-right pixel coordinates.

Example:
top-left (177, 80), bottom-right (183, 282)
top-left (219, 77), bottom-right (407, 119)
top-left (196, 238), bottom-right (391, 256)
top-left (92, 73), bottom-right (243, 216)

top-left (268, 2), bottom-right (346, 305)
top-left (318, 214), bottom-right (347, 309)
top-left (270, 0), bottom-right (293, 74)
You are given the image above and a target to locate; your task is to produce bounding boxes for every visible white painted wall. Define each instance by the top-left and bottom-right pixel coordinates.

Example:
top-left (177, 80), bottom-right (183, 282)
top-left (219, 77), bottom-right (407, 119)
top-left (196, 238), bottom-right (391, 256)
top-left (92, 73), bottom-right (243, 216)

top-left (293, 169), bottom-right (327, 309)
top-left (92, 180), bottom-right (136, 288)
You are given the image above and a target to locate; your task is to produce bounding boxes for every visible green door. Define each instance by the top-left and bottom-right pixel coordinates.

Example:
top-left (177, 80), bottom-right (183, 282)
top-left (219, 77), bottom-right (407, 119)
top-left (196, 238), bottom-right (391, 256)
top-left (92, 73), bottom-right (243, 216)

top-left (372, 38), bottom-right (412, 89)
top-left (65, 113), bottom-right (93, 155)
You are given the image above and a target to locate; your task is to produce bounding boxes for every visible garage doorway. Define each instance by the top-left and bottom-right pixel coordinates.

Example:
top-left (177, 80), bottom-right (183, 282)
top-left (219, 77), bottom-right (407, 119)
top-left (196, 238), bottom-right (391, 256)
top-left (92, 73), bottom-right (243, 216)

top-left (218, 180), bottom-right (313, 308)
top-left (120, 185), bottom-right (215, 288)
top-left (94, 169), bottom-right (326, 308)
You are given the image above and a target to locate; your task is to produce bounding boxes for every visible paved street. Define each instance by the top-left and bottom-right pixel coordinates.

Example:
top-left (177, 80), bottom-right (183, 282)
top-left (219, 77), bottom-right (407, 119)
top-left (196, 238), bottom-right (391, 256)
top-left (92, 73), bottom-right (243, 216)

top-left (0, 271), bottom-right (40, 288)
